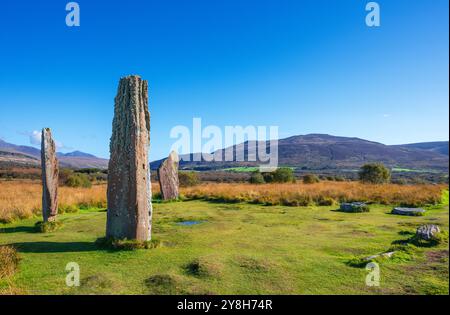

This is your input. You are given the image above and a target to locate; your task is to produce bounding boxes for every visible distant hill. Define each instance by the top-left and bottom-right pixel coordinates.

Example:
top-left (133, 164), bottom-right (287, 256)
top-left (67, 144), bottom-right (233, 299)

top-left (1, 135), bottom-right (448, 172)
top-left (0, 139), bottom-right (108, 169)
top-left (57, 151), bottom-right (97, 158)
top-left (151, 134), bottom-right (449, 172)
top-left (394, 141), bottom-right (449, 156)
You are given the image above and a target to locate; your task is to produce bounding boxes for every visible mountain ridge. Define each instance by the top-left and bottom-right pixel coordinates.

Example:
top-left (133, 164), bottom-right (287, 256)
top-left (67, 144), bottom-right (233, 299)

top-left (150, 134), bottom-right (449, 172)
top-left (0, 139), bottom-right (108, 169)
top-left (1, 135), bottom-right (448, 171)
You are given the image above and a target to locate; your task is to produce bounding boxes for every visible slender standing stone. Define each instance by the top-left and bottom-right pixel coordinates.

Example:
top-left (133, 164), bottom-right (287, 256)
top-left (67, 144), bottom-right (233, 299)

top-left (41, 128), bottom-right (59, 222)
top-left (157, 151), bottom-right (180, 200)
top-left (106, 75), bottom-right (152, 241)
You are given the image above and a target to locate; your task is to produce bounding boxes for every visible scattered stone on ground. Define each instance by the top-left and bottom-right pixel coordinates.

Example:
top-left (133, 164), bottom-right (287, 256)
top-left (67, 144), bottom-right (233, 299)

top-left (416, 224), bottom-right (441, 241)
top-left (157, 150), bottom-right (180, 200)
top-left (339, 202), bottom-right (369, 212)
top-left (364, 251), bottom-right (396, 261)
top-left (41, 128), bottom-right (59, 222)
top-left (106, 75), bottom-right (152, 241)
top-left (392, 207), bottom-right (425, 216)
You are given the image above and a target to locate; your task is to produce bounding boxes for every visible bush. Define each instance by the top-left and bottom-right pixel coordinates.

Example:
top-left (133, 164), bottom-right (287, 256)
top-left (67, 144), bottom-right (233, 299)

top-left (178, 171), bottom-right (200, 187)
top-left (359, 163), bottom-right (391, 184)
top-left (35, 221), bottom-right (63, 233)
top-left (303, 174), bottom-right (320, 184)
top-left (249, 171), bottom-right (265, 184)
top-left (65, 173), bottom-right (92, 188)
top-left (263, 168), bottom-right (295, 183)
top-left (316, 196), bottom-right (336, 206)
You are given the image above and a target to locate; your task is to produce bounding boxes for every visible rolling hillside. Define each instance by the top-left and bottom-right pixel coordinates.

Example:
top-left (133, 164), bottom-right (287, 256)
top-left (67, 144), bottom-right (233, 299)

top-left (0, 139), bottom-right (108, 169)
top-left (1, 135), bottom-right (448, 172)
top-left (151, 134), bottom-right (449, 172)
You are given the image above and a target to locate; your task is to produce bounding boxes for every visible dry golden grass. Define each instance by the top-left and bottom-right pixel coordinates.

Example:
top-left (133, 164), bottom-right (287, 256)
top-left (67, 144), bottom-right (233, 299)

top-left (0, 180), bottom-right (445, 223)
top-left (181, 182), bottom-right (446, 207)
top-left (0, 180), bottom-right (107, 223)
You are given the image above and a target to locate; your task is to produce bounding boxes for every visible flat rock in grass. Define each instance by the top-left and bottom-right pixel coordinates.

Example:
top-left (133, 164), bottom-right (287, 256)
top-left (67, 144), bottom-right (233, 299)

top-left (392, 207), bottom-right (425, 216)
top-left (339, 202), bottom-right (368, 212)
top-left (364, 251), bottom-right (396, 261)
top-left (416, 224), bottom-right (440, 241)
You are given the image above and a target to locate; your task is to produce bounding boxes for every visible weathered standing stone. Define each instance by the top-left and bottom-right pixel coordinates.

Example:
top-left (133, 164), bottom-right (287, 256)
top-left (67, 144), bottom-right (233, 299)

top-left (157, 151), bottom-right (180, 200)
top-left (41, 128), bottom-right (59, 222)
top-left (106, 75), bottom-right (152, 241)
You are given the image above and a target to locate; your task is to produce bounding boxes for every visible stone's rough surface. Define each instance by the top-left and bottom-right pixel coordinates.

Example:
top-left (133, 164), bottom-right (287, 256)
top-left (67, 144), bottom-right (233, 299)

top-left (41, 128), bottom-right (59, 222)
top-left (157, 151), bottom-right (180, 200)
top-left (106, 75), bottom-right (152, 241)
top-left (339, 202), bottom-right (369, 213)
top-left (392, 207), bottom-right (425, 216)
top-left (416, 224), bottom-right (440, 241)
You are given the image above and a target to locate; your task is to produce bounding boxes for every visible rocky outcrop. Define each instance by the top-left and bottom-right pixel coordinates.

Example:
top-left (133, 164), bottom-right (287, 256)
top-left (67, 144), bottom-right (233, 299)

top-left (106, 75), bottom-right (152, 241)
top-left (416, 224), bottom-right (440, 241)
top-left (157, 151), bottom-right (179, 200)
top-left (41, 128), bottom-right (59, 222)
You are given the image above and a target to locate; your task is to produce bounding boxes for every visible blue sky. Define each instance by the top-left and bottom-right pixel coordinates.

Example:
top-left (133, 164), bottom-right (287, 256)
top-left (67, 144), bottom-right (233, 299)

top-left (0, 0), bottom-right (448, 160)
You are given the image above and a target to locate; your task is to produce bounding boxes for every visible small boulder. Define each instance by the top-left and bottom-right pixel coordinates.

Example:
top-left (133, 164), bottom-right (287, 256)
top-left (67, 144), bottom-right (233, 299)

top-left (392, 207), bottom-right (425, 216)
top-left (416, 224), bottom-right (440, 241)
top-left (339, 202), bottom-right (369, 213)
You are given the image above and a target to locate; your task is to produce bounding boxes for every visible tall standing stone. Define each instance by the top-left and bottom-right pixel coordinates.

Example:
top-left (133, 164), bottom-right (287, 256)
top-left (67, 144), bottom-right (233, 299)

top-left (157, 151), bottom-right (180, 200)
top-left (106, 75), bottom-right (152, 241)
top-left (41, 128), bottom-right (59, 222)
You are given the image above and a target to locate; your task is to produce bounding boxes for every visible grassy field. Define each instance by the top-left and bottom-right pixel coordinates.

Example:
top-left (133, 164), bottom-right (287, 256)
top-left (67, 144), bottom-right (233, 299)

top-left (1, 197), bottom-right (448, 295)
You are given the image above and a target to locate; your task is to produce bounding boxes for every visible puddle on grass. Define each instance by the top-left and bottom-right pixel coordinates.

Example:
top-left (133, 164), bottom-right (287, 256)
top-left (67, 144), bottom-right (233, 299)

top-left (176, 220), bottom-right (205, 226)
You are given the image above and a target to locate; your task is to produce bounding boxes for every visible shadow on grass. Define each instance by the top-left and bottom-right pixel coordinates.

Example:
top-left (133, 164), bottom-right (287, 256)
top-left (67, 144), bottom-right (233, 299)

top-left (0, 226), bottom-right (37, 234)
top-left (9, 241), bottom-right (98, 253)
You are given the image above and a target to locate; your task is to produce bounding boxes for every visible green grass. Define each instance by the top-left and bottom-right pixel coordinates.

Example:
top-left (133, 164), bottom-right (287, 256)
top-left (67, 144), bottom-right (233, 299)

top-left (223, 167), bottom-right (261, 173)
top-left (0, 201), bottom-right (448, 295)
top-left (224, 166), bottom-right (295, 173)
top-left (391, 167), bottom-right (439, 173)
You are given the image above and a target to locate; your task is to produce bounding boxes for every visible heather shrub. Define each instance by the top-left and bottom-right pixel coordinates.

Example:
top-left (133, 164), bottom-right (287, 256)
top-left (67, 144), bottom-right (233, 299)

top-left (303, 174), bottom-right (320, 184)
top-left (249, 171), bottom-right (265, 184)
top-left (263, 168), bottom-right (295, 183)
top-left (178, 171), bottom-right (200, 187)
top-left (65, 173), bottom-right (92, 188)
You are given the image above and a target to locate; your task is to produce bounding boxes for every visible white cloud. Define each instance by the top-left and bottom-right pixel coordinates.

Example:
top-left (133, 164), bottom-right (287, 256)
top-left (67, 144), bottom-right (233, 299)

top-left (23, 130), bottom-right (72, 151)
top-left (382, 114), bottom-right (391, 118)
top-left (30, 130), bottom-right (41, 146)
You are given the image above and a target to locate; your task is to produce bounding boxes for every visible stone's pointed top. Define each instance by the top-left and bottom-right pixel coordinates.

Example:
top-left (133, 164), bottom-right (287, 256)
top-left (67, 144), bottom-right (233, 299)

top-left (42, 127), bottom-right (51, 133)
top-left (168, 150), bottom-right (179, 163)
top-left (121, 74), bottom-right (142, 81)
